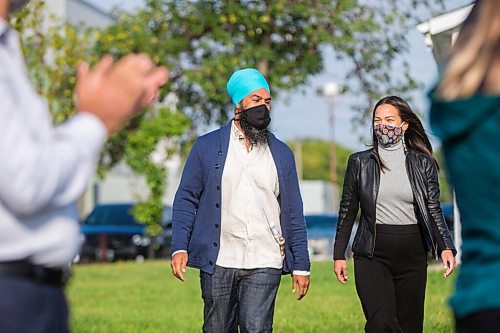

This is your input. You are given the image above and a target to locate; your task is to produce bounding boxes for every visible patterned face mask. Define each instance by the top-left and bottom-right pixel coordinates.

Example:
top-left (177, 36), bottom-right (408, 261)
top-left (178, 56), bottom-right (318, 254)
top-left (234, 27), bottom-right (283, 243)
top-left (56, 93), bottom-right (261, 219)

top-left (373, 123), bottom-right (405, 147)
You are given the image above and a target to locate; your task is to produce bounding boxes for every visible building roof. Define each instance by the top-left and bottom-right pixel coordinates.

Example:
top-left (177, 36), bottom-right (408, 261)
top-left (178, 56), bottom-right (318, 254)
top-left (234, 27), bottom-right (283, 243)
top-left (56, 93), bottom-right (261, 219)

top-left (417, 4), bottom-right (473, 36)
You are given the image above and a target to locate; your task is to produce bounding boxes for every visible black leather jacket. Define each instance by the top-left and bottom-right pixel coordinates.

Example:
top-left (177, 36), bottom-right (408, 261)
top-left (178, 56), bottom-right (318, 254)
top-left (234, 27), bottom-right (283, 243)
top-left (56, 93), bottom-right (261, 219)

top-left (333, 148), bottom-right (456, 260)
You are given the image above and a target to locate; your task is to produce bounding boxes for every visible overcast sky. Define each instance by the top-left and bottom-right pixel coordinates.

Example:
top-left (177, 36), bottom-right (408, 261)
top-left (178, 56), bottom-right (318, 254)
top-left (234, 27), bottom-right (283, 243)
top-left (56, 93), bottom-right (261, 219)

top-left (88, 0), bottom-right (472, 151)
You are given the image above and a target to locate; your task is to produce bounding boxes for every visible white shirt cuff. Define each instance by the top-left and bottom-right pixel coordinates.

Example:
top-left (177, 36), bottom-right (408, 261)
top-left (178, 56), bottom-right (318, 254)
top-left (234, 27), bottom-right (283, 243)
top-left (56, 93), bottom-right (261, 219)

top-left (171, 250), bottom-right (187, 257)
top-left (64, 112), bottom-right (107, 159)
top-left (292, 270), bottom-right (310, 276)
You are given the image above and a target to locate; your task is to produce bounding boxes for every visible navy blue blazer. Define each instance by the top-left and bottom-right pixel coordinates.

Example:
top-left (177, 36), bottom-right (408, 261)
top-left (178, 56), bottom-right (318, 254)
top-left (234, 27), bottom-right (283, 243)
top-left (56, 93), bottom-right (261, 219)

top-left (171, 121), bottom-right (310, 275)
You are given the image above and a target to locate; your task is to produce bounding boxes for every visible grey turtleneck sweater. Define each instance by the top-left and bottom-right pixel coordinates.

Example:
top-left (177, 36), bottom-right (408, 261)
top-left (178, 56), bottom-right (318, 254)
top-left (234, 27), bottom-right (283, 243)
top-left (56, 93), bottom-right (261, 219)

top-left (376, 140), bottom-right (418, 225)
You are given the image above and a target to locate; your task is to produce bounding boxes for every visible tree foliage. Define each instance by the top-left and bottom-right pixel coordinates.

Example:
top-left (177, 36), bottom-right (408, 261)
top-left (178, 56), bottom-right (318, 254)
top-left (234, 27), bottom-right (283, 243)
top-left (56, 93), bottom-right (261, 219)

top-left (97, 0), bottom-right (451, 205)
top-left (10, 1), bottom-right (96, 123)
top-left (288, 139), bottom-right (353, 187)
top-left (11, 0), bottom-right (450, 231)
top-left (112, 0), bottom-right (444, 125)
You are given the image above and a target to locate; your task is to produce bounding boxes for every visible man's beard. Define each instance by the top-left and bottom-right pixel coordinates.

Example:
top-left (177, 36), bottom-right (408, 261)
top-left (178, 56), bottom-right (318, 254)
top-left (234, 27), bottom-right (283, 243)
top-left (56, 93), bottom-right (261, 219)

top-left (239, 119), bottom-right (269, 146)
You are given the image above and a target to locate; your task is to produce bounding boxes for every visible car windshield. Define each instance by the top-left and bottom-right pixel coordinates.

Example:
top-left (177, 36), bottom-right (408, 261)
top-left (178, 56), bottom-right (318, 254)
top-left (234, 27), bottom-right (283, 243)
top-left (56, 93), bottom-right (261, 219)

top-left (84, 205), bottom-right (139, 226)
top-left (305, 215), bottom-right (338, 229)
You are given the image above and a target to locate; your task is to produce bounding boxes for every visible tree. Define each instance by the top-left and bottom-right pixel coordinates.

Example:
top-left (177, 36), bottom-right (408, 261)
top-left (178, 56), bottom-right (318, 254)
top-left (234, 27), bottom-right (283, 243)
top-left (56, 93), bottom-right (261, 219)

top-left (106, 0), bottom-right (443, 125)
top-left (11, 0), bottom-right (447, 232)
top-left (93, 0), bottom-right (451, 208)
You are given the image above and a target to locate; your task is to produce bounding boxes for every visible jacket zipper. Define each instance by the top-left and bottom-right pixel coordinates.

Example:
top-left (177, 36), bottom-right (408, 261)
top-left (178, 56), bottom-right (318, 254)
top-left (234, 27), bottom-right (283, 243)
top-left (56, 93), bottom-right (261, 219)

top-left (405, 154), bottom-right (437, 258)
top-left (371, 159), bottom-right (381, 259)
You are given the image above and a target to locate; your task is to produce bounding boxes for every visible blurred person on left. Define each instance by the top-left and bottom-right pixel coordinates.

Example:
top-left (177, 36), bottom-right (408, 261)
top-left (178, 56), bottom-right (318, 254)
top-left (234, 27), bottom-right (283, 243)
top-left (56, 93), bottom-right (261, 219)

top-left (0, 1), bottom-right (168, 332)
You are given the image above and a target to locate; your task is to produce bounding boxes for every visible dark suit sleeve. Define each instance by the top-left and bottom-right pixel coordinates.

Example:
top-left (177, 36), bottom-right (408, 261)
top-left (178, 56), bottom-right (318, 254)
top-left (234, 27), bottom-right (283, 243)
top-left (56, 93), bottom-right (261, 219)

top-left (171, 140), bottom-right (204, 254)
top-left (333, 154), bottom-right (360, 260)
top-left (425, 158), bottom-right (456, 255)
top-left (285, 153), bottom-right (311, 272)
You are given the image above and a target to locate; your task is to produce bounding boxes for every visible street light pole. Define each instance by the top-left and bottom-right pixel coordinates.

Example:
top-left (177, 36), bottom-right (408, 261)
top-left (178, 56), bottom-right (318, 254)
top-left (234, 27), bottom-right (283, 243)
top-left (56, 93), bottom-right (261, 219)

top-left (317, 82), bottom-right (341, 213)
top-left (327, 99), bottom-right (338, 186)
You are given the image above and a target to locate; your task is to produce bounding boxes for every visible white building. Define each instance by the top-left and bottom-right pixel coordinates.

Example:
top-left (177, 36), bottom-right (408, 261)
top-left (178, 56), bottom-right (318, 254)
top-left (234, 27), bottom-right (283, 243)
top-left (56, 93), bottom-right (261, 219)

top-left (417, 4), bottom-right (473, 69)
top-left (300, 181), bottom-right (338, 214)
top-left (45, 0), bottom-right (113, 28)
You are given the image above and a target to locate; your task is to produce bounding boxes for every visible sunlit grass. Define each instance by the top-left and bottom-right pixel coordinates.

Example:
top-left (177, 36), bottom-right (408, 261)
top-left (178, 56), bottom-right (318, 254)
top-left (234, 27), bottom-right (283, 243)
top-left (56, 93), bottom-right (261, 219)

top-left (68, 260), bottom-right (455, 332)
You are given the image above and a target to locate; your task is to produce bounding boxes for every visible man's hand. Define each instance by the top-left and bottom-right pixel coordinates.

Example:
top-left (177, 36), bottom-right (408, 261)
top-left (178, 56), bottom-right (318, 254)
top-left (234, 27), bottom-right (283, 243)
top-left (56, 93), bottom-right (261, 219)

top-left (170, 252), bottom-right (188, 282)
top-left (76, 54), bottom-right (168, 134)
top-left (292, 275), bottom-right (310, 301)
top-left (333, 260), bottom-right (349, 284)
top-left (441, 249), bottom-right (456, 278)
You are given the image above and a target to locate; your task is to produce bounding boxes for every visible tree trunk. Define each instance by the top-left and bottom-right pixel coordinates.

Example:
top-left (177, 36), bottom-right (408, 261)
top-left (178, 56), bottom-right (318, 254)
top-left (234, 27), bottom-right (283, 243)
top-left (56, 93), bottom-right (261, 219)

top-left (257, 59), bottom-right (269, 78)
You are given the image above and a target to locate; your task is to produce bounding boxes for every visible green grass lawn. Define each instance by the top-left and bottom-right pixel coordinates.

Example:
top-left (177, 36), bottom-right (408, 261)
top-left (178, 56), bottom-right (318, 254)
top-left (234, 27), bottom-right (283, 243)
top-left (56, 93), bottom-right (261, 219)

top-left (67, 260), bottom-right (455, 332)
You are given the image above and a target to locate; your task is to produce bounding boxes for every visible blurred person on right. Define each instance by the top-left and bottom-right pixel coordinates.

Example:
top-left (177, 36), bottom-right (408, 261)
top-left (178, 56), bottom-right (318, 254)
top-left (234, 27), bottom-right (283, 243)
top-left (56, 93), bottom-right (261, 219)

top-left (429, 0), bottom-right (500, 331)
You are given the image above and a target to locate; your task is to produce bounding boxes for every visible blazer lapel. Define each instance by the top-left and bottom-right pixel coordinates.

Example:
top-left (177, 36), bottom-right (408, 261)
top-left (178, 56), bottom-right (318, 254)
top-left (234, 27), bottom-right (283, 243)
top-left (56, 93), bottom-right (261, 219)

top-left (215, 121), bottom-right (232, 178)
top-left (268, 133), bottom-right (285, 197)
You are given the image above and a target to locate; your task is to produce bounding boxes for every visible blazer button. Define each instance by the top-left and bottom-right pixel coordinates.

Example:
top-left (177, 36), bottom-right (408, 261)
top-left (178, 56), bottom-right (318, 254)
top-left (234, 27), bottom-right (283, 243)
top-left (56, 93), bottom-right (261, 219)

top-left (213, 242), bottom-right (218, 247)
top-left (215, 224), bottom-right (219, 228)
top-left (218, 151), bottom-right (222, 155)
top-left (214, 163), bottom-right (220, 169)
top-left (216, 185), bottom-right (220, 191)
top-left (215, 203), bottom-right (220, 208)
top-left (209, 260), bottom-right (214, 265)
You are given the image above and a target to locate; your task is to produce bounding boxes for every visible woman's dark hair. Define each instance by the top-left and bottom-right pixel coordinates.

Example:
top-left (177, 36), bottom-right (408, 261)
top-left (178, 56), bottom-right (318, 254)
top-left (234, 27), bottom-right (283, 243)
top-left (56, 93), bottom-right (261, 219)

top-left (372, 96), bottom-right (439, 171)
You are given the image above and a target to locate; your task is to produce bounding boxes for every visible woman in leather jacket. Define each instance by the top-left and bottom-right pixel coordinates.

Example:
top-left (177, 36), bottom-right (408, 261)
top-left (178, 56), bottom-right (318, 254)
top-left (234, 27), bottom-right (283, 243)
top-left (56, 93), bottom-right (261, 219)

top-left (333, 96), bottom-right (456, 333)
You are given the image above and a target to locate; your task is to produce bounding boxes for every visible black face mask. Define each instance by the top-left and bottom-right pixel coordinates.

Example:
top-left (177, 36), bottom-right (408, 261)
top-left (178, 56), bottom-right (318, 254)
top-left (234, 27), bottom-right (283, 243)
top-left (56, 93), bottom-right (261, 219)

top-left (236, 104), bottom-right (271, 130)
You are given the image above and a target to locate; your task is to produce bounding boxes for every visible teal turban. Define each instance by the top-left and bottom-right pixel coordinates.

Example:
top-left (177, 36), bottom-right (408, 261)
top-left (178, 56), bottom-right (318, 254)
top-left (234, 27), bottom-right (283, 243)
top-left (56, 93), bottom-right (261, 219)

top-left (226, 68), bottom-right (270, 106)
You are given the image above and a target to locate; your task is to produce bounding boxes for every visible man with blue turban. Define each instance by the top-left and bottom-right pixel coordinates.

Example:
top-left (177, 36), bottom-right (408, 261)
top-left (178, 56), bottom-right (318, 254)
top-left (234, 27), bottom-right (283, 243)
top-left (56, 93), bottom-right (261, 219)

top-left (171, 68), bottom-right (310, 332)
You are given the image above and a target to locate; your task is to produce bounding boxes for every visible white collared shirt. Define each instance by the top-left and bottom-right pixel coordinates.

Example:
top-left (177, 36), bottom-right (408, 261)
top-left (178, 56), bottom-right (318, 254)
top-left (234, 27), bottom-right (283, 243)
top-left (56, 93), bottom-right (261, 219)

top-left (216, 122), bottom-right (283, 269)
top-left (0, 20), bottom-right (106, 267)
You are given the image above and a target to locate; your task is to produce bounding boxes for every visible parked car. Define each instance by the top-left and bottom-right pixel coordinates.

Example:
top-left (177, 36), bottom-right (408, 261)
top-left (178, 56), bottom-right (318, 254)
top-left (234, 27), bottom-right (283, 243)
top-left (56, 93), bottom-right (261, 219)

top-left (77, 203), bottom-right (172, 262)
top-left (441, 202), bottom-right (454, 232)
top-left (305, 214), bottom-right (356, 260)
